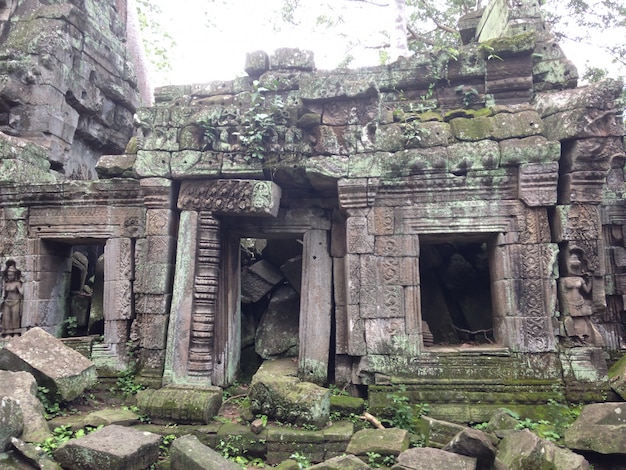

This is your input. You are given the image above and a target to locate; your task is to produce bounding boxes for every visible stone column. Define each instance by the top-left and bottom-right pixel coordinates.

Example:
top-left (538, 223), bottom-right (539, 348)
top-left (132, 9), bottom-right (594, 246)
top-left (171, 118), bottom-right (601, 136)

top-left (299, 229), bottom-right (332, 384)
top-left (135, 178), bottom-right (176, 386)
top-left (91, 237), bottom-right (133, 372)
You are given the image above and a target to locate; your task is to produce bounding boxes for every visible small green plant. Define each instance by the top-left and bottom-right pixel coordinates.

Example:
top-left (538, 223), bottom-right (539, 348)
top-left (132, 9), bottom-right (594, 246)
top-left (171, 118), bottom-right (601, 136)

top-left (455, 85), bottom-right (479, 108)
top-left (329, 384), bottom-right (349, 397)
top-left (382, 385), bottom-right (428, 432)
top-left (367, 451), bottom-right (396, 467)
top-left (301, 423), bottom-right (319, 431)
top-left (37, 386), bottom-right (64, 419)
top-left (478, 43), bottom-right (503, 61)
top-left (39, 425), bottom-right (103, 457)
top-left (290, 451), bottom-right (311, 469)
top-left (112, 368), bottom-right (145, 397)
top-left (159, 434), bottom-right (176, 458)
top-left (62, 316), bottom-right (78, 336)
top-left (257, 414), bottom-right (268, 427)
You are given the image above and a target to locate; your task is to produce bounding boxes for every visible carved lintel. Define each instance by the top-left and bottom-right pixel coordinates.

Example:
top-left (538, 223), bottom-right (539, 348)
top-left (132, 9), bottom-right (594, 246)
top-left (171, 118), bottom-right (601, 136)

top-left (518, 162), bottom-right (558, 207)
top-left (178, 180), bottom-right (281, 217)
top-left (338, 178), bottom-right (379, 211)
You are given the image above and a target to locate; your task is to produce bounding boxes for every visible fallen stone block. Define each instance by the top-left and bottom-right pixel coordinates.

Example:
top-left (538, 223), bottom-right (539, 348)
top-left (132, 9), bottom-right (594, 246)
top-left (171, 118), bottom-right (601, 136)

top-left (136, 385), bottom-right (222, 424)
top-left (0, 327), bottom-right (97, 401)
top-left (308, 454), bottom-right (370, 469)
top-left (345, 428), bottom-right (409, 457)
top-left (393, 447), bottom-right (477, 469)
top-left (54, 424), bottom-right (161, 470)
top-left (255, 285), bottom-right (300, 359)
top-left (564, 402), bottom-right (626, 455)
top-left (443, 428), bottom-right (497, 470)
top-left (249, 358), bottom-right (329, 428)
top-left (0, 397), bottom-right (23, 451)
top-left (10, 437), bottom-right (62, 470)
top-left (414, 416), bottom-right (468, 449)
top-left (241, 259), bottom-right (284, 304)
top-left (608, 353), bottom-right (626, 400)
top-left (0, 370), bottom-right (51, 443)
top-left (499, 429), bottom-right (589, 470)
top-left (170, 434), bottom-right (242, 470)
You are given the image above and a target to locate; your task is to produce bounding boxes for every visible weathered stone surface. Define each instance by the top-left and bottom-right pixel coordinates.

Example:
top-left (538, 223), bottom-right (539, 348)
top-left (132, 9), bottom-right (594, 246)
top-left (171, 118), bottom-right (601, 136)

top-left (0, 370), bottom-right (50, 443)
top-left (392, 447), bottom-right (477, 470)
top-left (564, 402), bottom-right (626, 455)
top-left (609, 353), bottom-right (626, 399)
top-left (0, 396), bottom-right (23, 451)
top-left (249, 358), bottom-right (330, 428)
top-left (255, 285), bottom-right (300, 359)
top-left (415, 416), bottom-right (469, 449)
top-left (170, 434), bottom-right (242, 470)
top-left (136, 385), bottom-right (222, 425)
top-left (308, 454), bottom-right (371, 469)
top-left (241, 259), bottom-right (285, 304)
top-left (498, 429), bottom-right (589, 470)
top-left (270, 48), bottom-right (315, 71)
top-left (54, 424), bottom-right (160, 470)
top-left (281, 256), bottom-right (303, 296)
top-left (443, 428), bottom-right (497, 470)
top-left (10, 437), bottom-right (62, 470)
top-left (0, 328), bottom-right (97, 401)
top-left (346, 428), bottom-right (409, 456)
top-left (95, 154), bottom-right (137, 178)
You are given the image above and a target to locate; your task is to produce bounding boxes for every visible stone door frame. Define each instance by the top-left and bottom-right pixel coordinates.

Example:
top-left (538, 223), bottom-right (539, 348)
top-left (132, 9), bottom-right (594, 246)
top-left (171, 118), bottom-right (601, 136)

top-left (26, 204), bottom-right (144, 371)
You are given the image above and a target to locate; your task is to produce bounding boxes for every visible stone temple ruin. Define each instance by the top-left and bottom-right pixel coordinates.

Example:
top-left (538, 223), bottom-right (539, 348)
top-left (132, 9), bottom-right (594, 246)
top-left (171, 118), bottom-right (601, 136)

top-left (0, 0), bottom-right (625, 422)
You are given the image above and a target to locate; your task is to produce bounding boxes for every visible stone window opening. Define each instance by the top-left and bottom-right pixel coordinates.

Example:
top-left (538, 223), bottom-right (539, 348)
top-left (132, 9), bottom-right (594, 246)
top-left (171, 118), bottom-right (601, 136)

top-left (419, 235), bottom-right (496, 347)
top-left (239, 237), bottom-right (303, 382)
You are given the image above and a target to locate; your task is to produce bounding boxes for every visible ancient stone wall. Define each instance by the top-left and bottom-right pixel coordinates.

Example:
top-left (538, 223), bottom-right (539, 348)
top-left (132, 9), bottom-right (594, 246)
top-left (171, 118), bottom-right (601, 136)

top-left (0, 0), bottom-right (624, 419)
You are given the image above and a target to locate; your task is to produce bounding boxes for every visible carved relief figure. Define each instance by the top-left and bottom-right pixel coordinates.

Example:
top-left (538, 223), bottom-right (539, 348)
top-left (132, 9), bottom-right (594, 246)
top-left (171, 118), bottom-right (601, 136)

top-left (1, 259), bottom-right (23, 332)
top-left (559, 247), bottom-right (604, 346)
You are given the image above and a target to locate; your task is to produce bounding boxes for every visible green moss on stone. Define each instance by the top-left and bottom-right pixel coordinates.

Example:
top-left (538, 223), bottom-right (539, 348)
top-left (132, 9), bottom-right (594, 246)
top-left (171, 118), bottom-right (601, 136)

top-left (482, 31), bottom-right (536, 57)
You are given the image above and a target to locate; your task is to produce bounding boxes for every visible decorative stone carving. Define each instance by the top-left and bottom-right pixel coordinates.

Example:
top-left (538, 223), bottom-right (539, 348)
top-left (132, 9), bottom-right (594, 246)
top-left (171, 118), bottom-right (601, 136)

top-left (518, 162), bottom-right (558, 206)
top-left (558, 245), bottom-right (605, 346)
top-left (178, 180), bottom-right (281, 216)
top-left (1, 259), bottom-right (23, 334)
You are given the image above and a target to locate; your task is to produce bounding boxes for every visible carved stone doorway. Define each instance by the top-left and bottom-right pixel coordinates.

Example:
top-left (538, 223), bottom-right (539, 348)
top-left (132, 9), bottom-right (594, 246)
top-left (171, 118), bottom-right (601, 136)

top-left (419, 234), bottom-right (496, 347)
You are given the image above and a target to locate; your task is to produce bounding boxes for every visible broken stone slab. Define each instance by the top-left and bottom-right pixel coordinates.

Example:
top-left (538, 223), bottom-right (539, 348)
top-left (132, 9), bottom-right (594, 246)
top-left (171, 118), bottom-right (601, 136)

top-left (281, 255), bottom-right (303, 296)
top-left (442, 428), bottom-right (497, 470)
top-left (498, 429), bottom-right (589, 470)
top-left (0, 327), bottom-right (97, 401)
top-left (608, 353), bottom-right (626, 400)
top-left (307, 454), bottom-right (371, 469)
top-left (249, 358), bottom-right (330, 428)
top-left (0, 397), bottom-right (23, 451)
top-left (391, 447), bottom-right (477, 469)
top-left (255, 285), bottom-right (300, 359)
top-left (241, 259), bottom-right (285, 304)
top-left (564, 402), bottom-right (626, 455)
top-left (136, 385), bottom-right (222, 424)
top-left (54, 424), bottom-right (161, 470)
top-left (414, 416), bottom-right (468, 449)
top-left (95, 154), bottom-right (137, 178)
top-left (170, 434), bottom-right (242, 470)
top-left (345, 428), bottom-right (409, 457)
top-left (10, 437), bottom-right (62, 470)
top-left (0, 370), bottom-right (51, 443)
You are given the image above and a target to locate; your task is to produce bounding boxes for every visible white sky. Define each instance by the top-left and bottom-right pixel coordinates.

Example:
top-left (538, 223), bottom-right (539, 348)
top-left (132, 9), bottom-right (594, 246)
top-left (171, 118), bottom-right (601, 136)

top-left (150, 0), bottom-right (623, 87)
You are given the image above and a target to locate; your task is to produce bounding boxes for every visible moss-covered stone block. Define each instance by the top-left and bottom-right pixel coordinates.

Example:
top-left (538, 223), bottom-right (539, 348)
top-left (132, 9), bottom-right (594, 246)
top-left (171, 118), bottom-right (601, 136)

top-left (491, 110), bottom-right (543, 140)
top-left (345, 428), bottom-right (409, 456)
top-left (330, 396), bottom-right (366, 416)
top-left (608, 353), bottom-right (626, 400)
top-left (499, 136), bottom-right (560, 166)
top-left (136, 385), bottom-right (222, 424)
top-left (133, 150), bottom-right (171, 178)
top-left (249, 359), bottom-right (330, 428)
top-left (449, 116), bottom-right (494, 141)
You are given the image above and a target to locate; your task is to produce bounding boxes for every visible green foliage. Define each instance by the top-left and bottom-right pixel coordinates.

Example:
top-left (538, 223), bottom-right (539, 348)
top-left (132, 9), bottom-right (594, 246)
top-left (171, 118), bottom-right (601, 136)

top-left (111, 368), bottom-right (145, 398)
top-left (382, 385), bottom-right (429, 432)
top-left (367, 451), bottom-right (397, 468)
top-left (290, 451), bottom-right (311, 469)
top-left (62, 316), bottom-right (78, 337)
top-left (135, 0), bottom-right (176, 75)
top-left (37, 386), bottom-right (64, 419)
top-left (455, 85), bottom-right (479, 108)
top-left (39, 424), bottom-right (103, 457)
top-left (216, 434), bottom-right (267, 468)
top-left (329, 384), bottom-right (349, 396)
top-left (234, 81), bottom-right (288, 162)
top-left (159, 434), bottom-right (176, 458)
